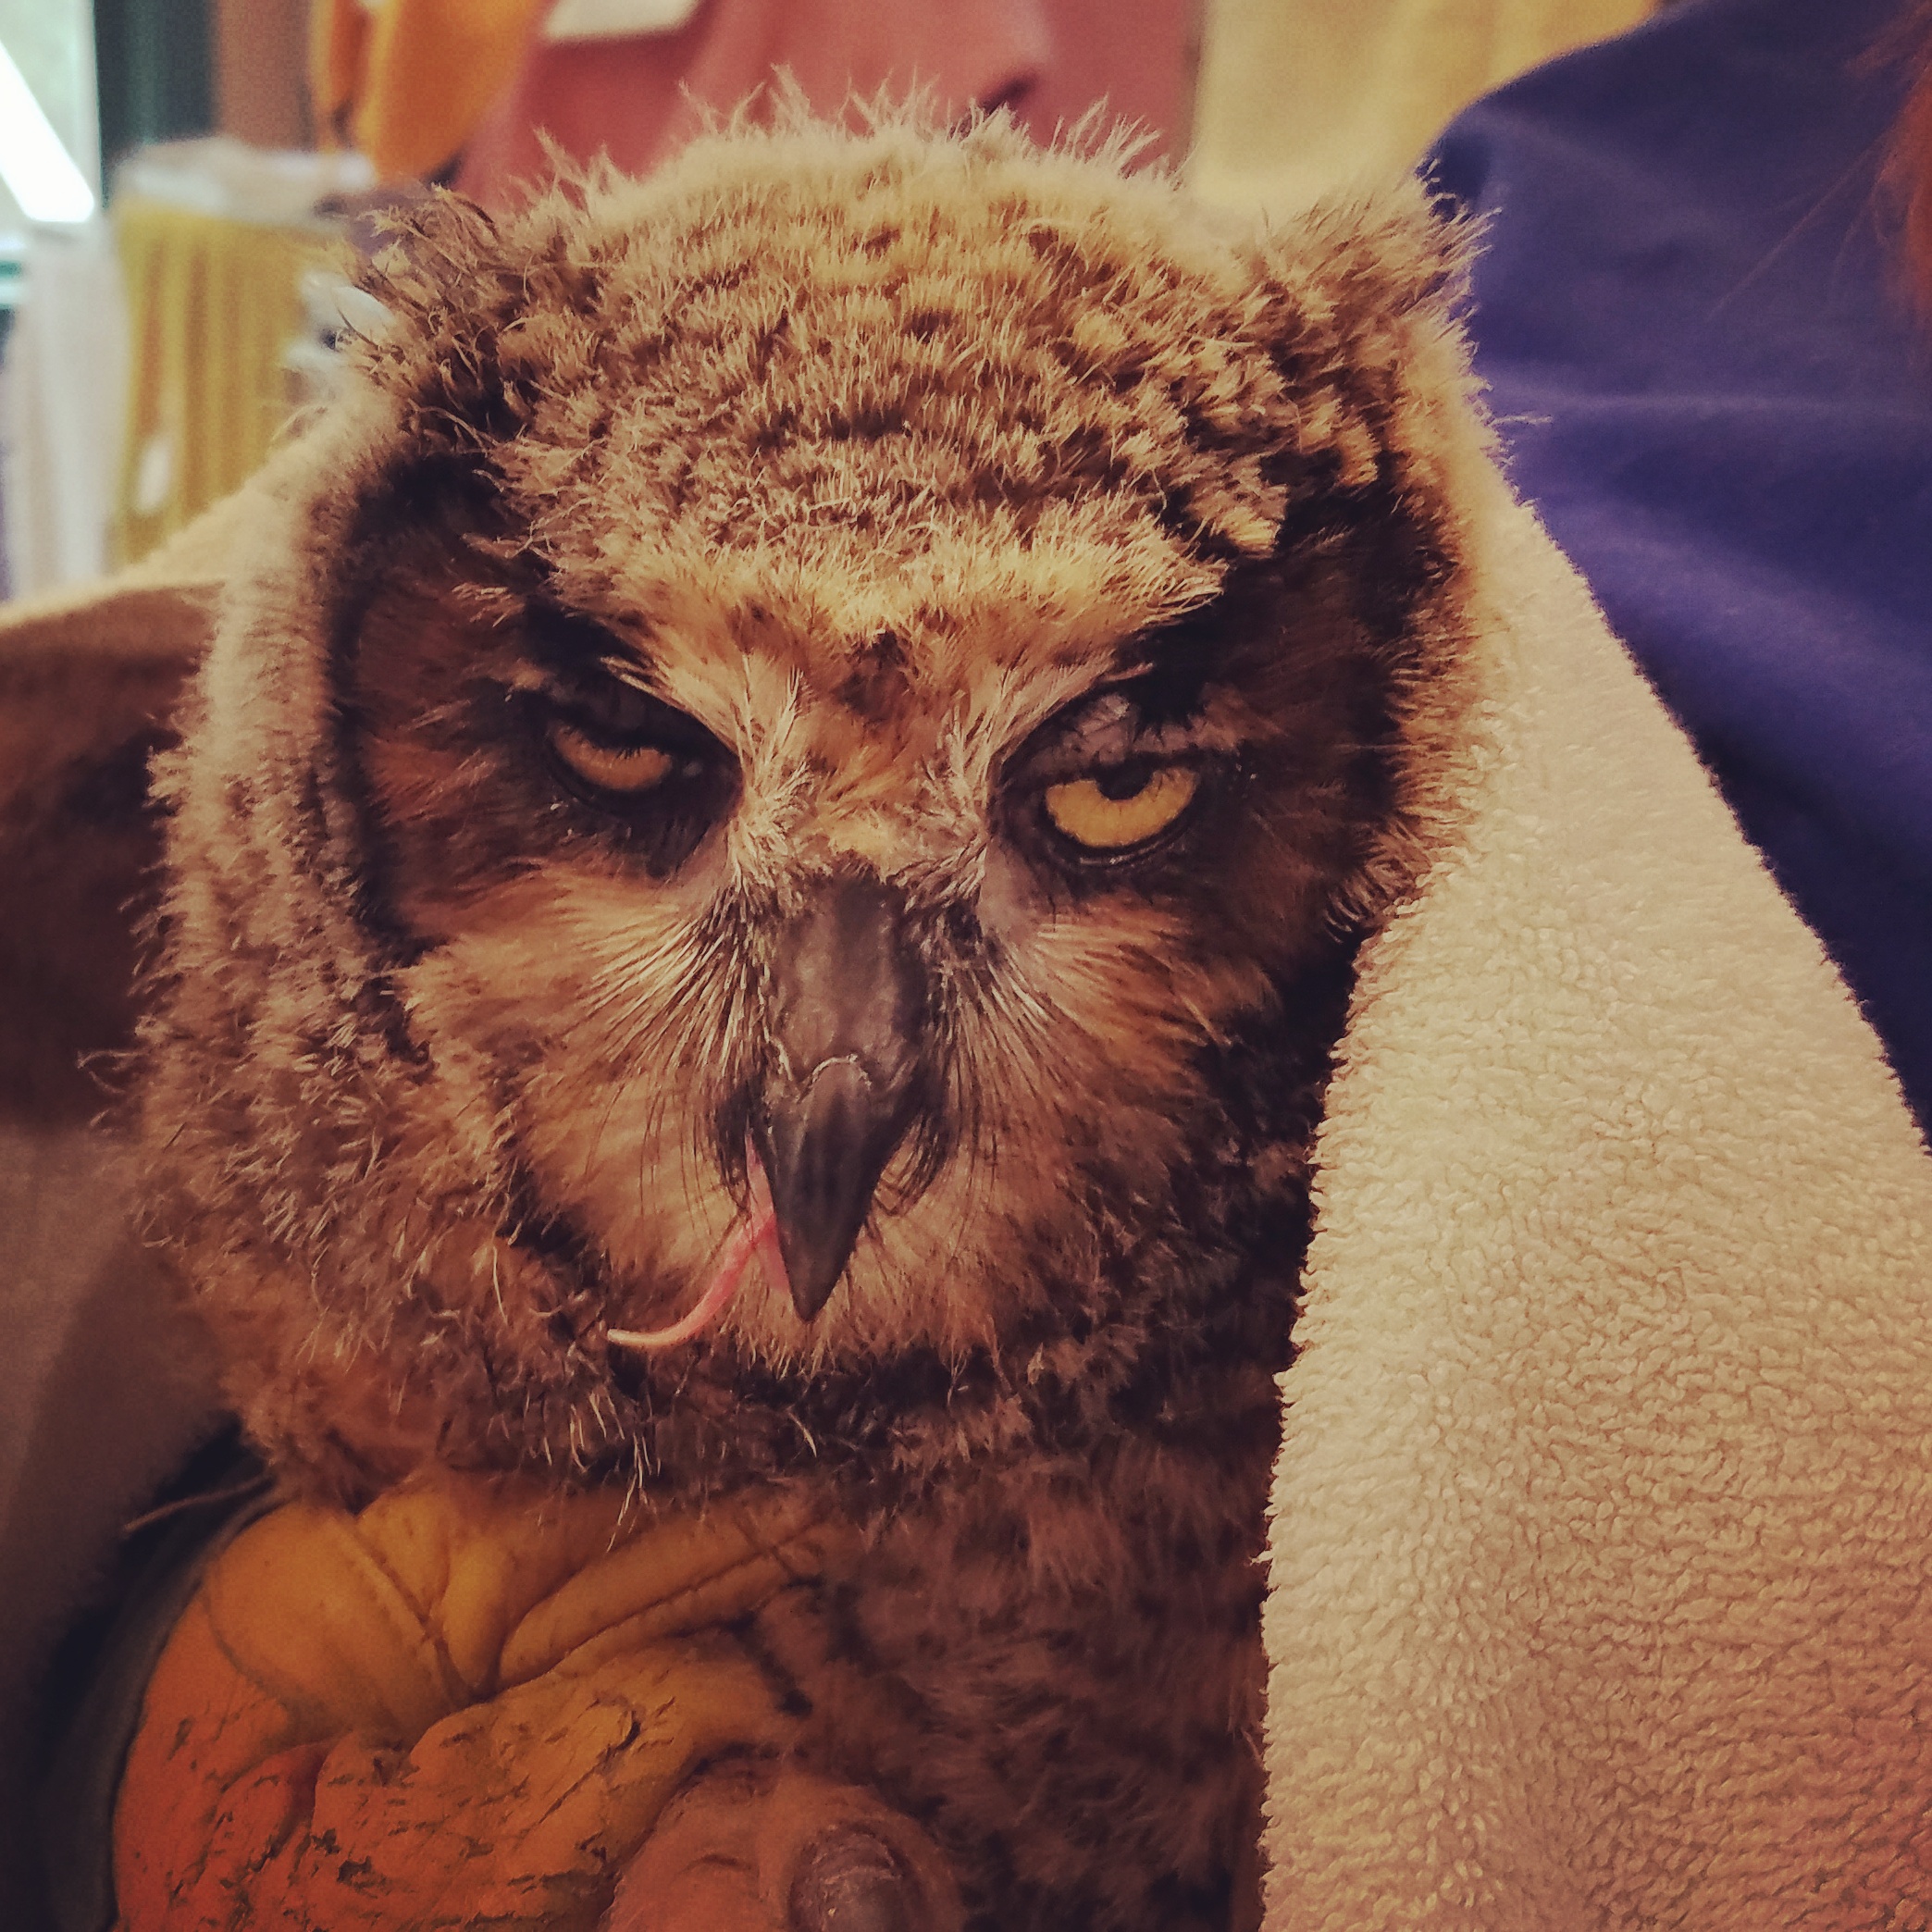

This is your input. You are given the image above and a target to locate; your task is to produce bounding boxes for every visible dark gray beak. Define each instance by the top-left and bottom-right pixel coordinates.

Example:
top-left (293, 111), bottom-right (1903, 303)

top-left (751, 874), bottom-right (926, 1321)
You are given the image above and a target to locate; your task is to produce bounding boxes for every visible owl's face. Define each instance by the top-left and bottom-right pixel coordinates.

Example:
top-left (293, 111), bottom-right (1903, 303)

top-left (353, 510), bottom-right (1397, 1367)
top-left (144, 121), bottom-right (1480, 1501)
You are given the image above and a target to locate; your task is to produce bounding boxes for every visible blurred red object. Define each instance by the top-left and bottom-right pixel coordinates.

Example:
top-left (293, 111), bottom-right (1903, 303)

top-left (1885, 0), bottom-right (1932, 311)
top-left (454, 0), bottom-right (1198, 208)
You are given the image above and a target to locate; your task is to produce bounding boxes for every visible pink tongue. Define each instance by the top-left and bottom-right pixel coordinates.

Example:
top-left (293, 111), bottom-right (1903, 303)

top-left (606, 1143), bottom-right (792, 1353)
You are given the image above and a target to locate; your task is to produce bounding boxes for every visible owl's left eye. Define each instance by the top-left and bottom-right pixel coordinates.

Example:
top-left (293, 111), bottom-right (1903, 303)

top-left (1043, 762), bottom-right (1200, 852)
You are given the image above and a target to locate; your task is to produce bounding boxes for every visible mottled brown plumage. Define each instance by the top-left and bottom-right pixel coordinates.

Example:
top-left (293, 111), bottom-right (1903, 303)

top-left (138, 112), bottom-right (1482, 1930)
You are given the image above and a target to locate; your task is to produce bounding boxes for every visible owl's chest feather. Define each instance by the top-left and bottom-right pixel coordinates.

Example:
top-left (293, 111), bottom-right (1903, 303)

top-left (745, 1360), bottom-right (1282, 1932)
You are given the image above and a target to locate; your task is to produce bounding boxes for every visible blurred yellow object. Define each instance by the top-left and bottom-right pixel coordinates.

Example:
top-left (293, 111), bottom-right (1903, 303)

top-left (1191, 0), bottom-right (1661, 215)
top-left (112, 196), bottom-right (335, 566)
top-left (310, 0), bottom-right (549, 181)
top-left (114, 1468), bottom-right (854, 1932)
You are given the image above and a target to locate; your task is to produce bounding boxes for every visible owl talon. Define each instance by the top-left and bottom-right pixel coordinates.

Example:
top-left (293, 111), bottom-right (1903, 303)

top-left (606, 1763), bottom-right (960, 1932)
top-left (787, 1827), bottom-right (923, 1932)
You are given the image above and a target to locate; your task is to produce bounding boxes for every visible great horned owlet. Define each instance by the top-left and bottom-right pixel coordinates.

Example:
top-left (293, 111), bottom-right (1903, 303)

top-left (138, 114), bottom-right (1480, 1932)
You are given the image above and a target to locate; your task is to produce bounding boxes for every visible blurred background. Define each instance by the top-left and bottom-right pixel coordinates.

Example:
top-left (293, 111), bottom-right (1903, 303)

top-left (0, 0), bottom-right (1661, 603)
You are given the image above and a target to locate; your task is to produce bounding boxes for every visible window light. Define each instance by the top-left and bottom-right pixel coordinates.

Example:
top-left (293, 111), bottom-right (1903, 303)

top-left (0, 38), bottom-right (96, 224)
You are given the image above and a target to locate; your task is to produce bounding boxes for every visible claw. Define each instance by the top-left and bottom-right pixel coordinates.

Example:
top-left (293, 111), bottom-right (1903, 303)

top-left (788, 1828), bottom-right (922, 1932)
top-left (604, 1765), bottom-right (960, 1932)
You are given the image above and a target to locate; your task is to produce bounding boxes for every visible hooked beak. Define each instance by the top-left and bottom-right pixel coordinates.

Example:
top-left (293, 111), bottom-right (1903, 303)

top-left (749, 875), bottom-right (927, 1322)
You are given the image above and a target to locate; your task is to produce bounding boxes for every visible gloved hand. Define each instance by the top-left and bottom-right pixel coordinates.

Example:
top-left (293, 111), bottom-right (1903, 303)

top-left (110, 1468), bottom-right (956, 1932)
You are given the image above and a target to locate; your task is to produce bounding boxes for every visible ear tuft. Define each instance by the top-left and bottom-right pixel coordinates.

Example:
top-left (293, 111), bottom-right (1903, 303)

top-left (348, 190), bottom-right (526, 454)
top-left (1239, 180), bottom-right (1484, 497)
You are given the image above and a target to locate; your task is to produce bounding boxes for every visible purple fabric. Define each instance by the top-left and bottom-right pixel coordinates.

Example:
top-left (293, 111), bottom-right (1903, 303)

top-left (1428, 0), bottom-right (1932, 1134)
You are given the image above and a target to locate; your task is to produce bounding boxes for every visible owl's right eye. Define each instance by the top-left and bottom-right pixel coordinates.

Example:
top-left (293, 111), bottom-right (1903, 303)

top-left (529, 655), bottom-right (737, 869)
top-left (545, 720), bottom-right (676, 796)
top-left (538, 656), bottom-right (725, 791)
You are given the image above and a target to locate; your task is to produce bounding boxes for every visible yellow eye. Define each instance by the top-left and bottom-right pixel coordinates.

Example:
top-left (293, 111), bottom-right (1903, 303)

top-left (547, 720), bottom-right (675, 795)
top-left (1042, 763), bottom-right (1199, 851)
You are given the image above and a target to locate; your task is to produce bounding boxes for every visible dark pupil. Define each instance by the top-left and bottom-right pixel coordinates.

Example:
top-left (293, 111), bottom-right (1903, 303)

top-left (1094, 760), bottom-right (1153, 802)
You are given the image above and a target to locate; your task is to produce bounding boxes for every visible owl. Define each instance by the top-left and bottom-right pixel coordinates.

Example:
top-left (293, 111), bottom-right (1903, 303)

top-left (137, 114), bottom-right (1480, 1932)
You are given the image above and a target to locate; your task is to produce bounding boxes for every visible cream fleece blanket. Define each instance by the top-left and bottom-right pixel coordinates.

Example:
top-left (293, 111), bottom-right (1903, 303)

top-left (1262, 467), bottom-right (1932, 1927)
top-left (4, 465), bottom-right (1930, 1928)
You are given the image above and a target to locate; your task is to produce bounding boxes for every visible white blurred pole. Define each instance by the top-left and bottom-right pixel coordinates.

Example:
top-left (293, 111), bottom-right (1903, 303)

top-left (1, 228), bottom-right (126, 596)
top-left (0, 38), bottom-right (95, 225)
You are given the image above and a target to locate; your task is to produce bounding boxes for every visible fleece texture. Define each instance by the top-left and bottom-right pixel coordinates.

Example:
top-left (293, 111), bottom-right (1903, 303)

top-left (1261, 464), bottom-right (1932, 1928)
top-left (0, 506), bottom-right (232, 1121)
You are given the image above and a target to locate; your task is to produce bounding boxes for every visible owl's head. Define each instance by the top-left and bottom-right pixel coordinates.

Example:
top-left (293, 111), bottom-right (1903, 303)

top-left (142, 116), bottom-right (1484, 1504)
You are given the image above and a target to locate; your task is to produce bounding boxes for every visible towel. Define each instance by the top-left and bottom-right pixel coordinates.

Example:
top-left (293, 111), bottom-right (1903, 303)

top-left (1188, 0), bottom-right (1658, 215)
top-left (110, 194), bottom-right (338, 566)
top-left (1261, 464), bottom-right (1932, 1926)
top-left (0, 512), bottom-right (231, 1932)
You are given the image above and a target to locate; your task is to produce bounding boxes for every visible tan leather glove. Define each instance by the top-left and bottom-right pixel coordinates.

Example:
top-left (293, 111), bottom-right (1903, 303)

top-left (111, 1469), bottom-right (907, 1931)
